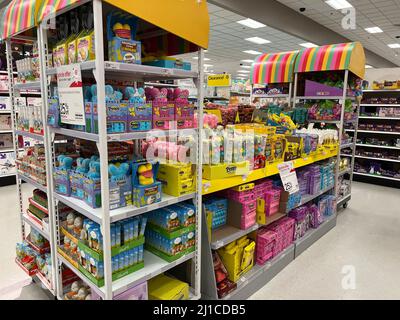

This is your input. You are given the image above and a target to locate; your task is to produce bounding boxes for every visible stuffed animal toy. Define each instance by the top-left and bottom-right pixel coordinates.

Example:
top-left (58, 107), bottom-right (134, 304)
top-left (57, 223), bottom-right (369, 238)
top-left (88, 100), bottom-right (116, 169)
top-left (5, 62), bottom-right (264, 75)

top-left (87, 161), bottom-right (101, 179)
top-left (58, 155), bottom-right (73, 170)
top-left (75, 158), bottom-right (90, 174)
top-left (137, 163), bottom-right (154, 185)
top-left (109, 163), bottom-right (130, 183)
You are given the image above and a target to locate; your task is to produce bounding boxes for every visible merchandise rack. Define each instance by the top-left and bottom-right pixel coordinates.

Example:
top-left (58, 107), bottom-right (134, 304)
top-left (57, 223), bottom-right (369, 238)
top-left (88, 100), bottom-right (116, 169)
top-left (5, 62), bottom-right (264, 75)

top-left (3, 3), bottom-right (57, 297)
top-left (36, 0), bottom-right (208, 300)
top-left (352, 89), bottom-right (400, 188)
top-left (292, 42), bottom-right (365, 209)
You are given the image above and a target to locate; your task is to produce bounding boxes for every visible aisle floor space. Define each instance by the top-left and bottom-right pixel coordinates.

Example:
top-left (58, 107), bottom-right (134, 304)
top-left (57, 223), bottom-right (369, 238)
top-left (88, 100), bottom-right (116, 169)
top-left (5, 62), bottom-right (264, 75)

top-left (1, 182), bottom-right (399, 300)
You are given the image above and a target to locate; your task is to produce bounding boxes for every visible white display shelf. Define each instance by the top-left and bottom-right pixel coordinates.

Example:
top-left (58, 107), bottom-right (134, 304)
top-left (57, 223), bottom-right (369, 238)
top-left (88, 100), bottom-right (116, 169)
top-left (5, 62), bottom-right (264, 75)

top-left (211, 224), bottom-right (259, 250)
top-left (359, 116), bottom-right (400, 120)
top-left (0, 172), bottom-right (17, 178)
top-left (294, 185), bottom-right (335, 210)
top-left (337, 193), bottom-right (351, 207)
top-left (253, 94), bottom-right (289, 98)
top-left (356, 144), bottom-right (400, 150)
top-left (47, 61), bottom-right (198, 81)
top-left (58, 250), bottom-right (194, 299)
top-left (340, 142), bottom-right (354, 149)
top-left (34, 272), bottom-right (54, 294)
top-left (338, 167), bottom-right (352, 176)
top-left (355, 155), bottom-right (400, 163)
top-left (308, 120), bottom-right (340, 124)
top-left (221, 245), bottom-right (295, 300)
top-left (0, 130), bottom-right (12, 133)
top-left (353, 172), bottom-right (400, 182)
top-left (346, 129), bottom-right (400, 135)
top-left (144, 82), bottom-right (178, 87)
top-left (50, 127), bottom-right (197, 142)
top-left (360, 104), bottom-right (400, 107)
top-left (0, 110), bottom-right (12, 114)
top-left (297, 96), bottom-right (355, 101)
top-left (15, 130), bottom-right (44, 141)
top-left (14, 81), bottom-right (41, 91)
top-left (54, 192), bottom-right (196, 224)
top-left (22, 213), bottom-right (49, 239)
top-left (18, 173), bottom-right (47, 192)
top-left (362, 89), bottom-right (400, 93)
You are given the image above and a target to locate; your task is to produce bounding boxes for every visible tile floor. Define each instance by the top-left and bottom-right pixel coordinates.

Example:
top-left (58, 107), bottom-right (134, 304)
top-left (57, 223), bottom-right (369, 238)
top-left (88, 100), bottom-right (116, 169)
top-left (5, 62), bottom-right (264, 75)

top-left (0, 181), bottom-right (399, 300)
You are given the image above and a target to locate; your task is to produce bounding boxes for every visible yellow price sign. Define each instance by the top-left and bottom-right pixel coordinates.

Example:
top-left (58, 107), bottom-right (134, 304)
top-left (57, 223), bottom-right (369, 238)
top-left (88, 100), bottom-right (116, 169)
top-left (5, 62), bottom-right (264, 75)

top-left (207, 74), bottom-right (231, 87)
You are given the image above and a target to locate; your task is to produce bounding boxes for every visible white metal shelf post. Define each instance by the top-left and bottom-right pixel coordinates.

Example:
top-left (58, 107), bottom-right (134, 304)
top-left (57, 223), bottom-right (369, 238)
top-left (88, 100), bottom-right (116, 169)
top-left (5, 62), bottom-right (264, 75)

top-left (194, 48), bottom-right (204, 299)
top-left (93, 0), bottom-right (113, 300)
top-left (6, 40), bottom-right (24, 241)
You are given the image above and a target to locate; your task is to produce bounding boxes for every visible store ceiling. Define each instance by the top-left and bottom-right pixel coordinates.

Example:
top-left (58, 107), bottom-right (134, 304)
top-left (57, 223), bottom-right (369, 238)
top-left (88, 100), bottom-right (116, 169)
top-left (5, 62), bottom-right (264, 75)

top-left (176, 3), bottom-right (313, 79)
top-left (277, 0), bottom-right (400, 68)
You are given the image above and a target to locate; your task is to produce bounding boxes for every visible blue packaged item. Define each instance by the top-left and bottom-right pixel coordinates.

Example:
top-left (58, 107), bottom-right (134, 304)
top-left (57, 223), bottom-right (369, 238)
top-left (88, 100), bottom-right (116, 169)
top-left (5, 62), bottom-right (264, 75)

top-left (139, 216), bottom-right (147, 237)
top-left (142, 57), bottom-right (191, 71)
top-left (107, 11), bottom-right (141, 64)
top-left (138, 245), bottom-right (144, 262)
top-left (47, 98), bottom-right (60, 128)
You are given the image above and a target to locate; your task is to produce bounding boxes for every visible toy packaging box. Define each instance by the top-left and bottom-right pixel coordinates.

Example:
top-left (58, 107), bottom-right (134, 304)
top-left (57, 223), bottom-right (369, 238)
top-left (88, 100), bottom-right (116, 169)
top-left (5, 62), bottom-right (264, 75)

top-left (107, 11), bottom-right (141, 64)
top-left (148, 274), bottom-right (189, 300)
top-left (132, 162), bottom-right (162, 208)
top-left (175, 103), bottom-right (195, 129)
top-left (83, 176), bottom-right (102, 208)
top-left (85, 102), bottom-right (98, 134)
top-left (0, 97), bottom-right (11, 112)
top-left (157, 163), bottom-right (195, 197)
top-left (127, 102), bottom-right (152, 132)
top-left (107, 102), bottom-right (128, 133)
top-left (152, 103), bottom-right (175, 130)
top-left (142, 57), bottom-right (191, 71)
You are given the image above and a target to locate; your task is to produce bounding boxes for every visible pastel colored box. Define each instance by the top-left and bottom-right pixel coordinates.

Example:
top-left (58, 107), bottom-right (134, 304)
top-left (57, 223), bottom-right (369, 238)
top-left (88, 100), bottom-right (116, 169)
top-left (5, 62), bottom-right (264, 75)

top-left (107, 102), bottom-right (128, 133)
top-left (131, 162), bottom-right (162, 208)
top-left (175, 103), bottom-right (195, 129)
top-left (85, 102), bottom-right (98, 134)
top-left (83, 177), bottom-right (102, 209)
top-left (152, 103), bottom-right (175, 130)
top-left (142, 57), bottom-right (191, 71)
top-left (54, 168), bottom-right (71, 196)
top-left (69, 172), bottom-right (86, 200)
top-left (127, 102), bottom-right (152, 132)
top-left (109, 175), bottom-right (132, 210)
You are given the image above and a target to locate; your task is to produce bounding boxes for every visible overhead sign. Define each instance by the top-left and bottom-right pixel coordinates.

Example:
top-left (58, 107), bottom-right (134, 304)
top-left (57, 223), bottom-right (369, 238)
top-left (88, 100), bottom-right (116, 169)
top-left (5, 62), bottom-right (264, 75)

top-left (57, 64), bottom-right (85, 126)
top-left (207, 74), bottom-right (231, 87)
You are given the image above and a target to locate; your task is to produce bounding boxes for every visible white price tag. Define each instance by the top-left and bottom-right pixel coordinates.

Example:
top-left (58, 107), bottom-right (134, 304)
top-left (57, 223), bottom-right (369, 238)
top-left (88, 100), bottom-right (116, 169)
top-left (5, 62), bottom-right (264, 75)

top-left (277, 161), bottom-right (299, 194)
top-left (161, 68), bottom-right (173, 75)
top-left (105, 62), bottom-right (120, 70)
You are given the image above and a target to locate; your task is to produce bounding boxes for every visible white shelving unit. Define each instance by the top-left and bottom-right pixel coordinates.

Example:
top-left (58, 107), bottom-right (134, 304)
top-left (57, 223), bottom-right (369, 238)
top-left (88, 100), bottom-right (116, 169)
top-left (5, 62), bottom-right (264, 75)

top-left (37, 0), bottom-right (206, 300)
top-left (5, 28), bottom-right (57, 297)
top-left (353, 89), bottom-right (400, 186)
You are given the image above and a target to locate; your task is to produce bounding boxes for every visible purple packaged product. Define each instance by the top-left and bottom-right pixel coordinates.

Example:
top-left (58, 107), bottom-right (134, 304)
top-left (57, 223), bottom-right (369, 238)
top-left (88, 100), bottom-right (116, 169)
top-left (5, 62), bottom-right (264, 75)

top-left (127, 102), bottom-right (152, 132)
top-left (308, 203), bottom-right (323, 228)
top-left (288, 206), bottom-right (309, 240)
top-left (83, 176), bottom-right (102, 208)
top-left (113, 282), bottom-right (148, 300)
top-left (54, 168), bottom-right (71, 196)
top-left (107, 102), bottom-right (128, 133)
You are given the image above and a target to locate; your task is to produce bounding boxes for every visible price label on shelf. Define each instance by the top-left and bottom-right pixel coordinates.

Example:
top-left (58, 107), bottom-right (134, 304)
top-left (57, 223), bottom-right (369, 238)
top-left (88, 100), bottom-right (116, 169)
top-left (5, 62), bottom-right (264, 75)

top-left (56, 64), bottom-right (85, 126)
top-left (277, 161), bottom-right (299, 194)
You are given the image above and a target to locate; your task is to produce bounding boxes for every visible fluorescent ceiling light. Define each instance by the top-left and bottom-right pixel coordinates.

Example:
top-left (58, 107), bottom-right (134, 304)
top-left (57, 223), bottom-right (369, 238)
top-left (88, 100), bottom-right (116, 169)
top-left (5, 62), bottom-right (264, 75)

top-left (365, 27), bottom-right (383, 34)
top-left (238, 70), bottom-right (250, 74)
top-left (237, 18), bottom-right (266, 29)
top-left (193, 57), bottom-right (210, 61)
top-left (241, 59), bottom-right (254, 63)
top-left (245, 37), bottom-right (271, 44)
top-left (204, 64), bottom-right (214, 67)
top-left (365, 65), bottom-right (373, 69)
top-left (243, 50), bottom-right (262, 55)
top-left (325, 0), bottom-right (353, 10)
top-left (300, 42), bottom-right (318, 48)
top-left (240, 66), bottom-right (252, 69)
top-left (388, 43), bottom-right (400, 48)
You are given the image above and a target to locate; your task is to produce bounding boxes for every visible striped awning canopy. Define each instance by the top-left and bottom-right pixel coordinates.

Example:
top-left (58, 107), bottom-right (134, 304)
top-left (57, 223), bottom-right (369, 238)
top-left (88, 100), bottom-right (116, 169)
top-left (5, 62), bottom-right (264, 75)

top-left (37, 0), bottom-right (83, 22)
top-left (294, 42), bottom-right (366, 79)
top-left (251, 51), bottom-right (299, 85)
top-left (0, 0), bottom-right (40, 40)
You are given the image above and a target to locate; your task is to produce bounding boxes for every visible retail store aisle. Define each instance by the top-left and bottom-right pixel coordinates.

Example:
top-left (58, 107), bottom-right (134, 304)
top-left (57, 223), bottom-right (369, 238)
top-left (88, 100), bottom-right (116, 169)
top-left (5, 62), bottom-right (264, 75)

top-left (0, 183), bottom-right (35, 299)
top-left (250, 182), bottom-right (400, 300)
top-left (0, 181), bottom-right (399, 299)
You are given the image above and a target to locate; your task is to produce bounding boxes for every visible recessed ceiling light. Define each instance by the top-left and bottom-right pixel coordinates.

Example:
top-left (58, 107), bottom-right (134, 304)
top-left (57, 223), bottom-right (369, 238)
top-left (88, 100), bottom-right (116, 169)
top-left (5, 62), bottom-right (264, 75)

top-left (243, 50), bottom-right (262, 55)
top-left (325, 0), bottom-right (353, 10)
top-left (388, 43), bottom-right (400, 48)
top-left (365, 27), bottom-right (383, 34)
top-left (237, 18), bottom-right (266, 29)
top-left (193, 57), bottom-right (210, 61)
top-left (299, 42), bottom-right (318, 48)
top-left (241, 59), bottom-right (254, 63)
top-left (365, 65), bottom-right (373, 69)
top-left (245, 37), bottom-right (271, 44)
